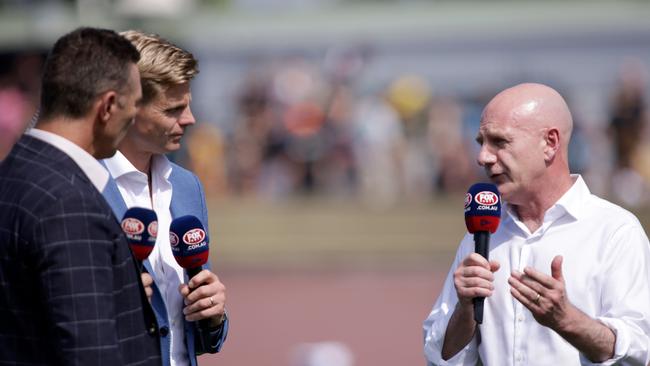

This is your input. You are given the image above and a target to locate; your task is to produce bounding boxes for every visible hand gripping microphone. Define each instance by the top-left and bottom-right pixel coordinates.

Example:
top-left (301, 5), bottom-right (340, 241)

top-left (121, 207), bottom-right (158, 266)
top-left (464, 183), bottom-right (501, 324)
top-left (169, 215), bottom-right (212, 349)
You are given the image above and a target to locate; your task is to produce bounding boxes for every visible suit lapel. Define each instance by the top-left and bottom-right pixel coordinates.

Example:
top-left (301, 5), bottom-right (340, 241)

top-left (99, 162), bottom-right (128, 222)
top-left (168, 165), bottom-right (199, 362)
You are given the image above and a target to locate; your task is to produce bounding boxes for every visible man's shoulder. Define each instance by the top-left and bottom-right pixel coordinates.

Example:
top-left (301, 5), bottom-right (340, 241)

top-left (167, 161), bottom-right (208, 221)
top-left (169, 161), bottom-right (201, 189)
top-left (584, 193), bottom-right (642, 228)
top-left (2, 138), bottom-right (92, 199)
top-left (2, 137), bottom-right (114, 221)
top-left (169, 161), bottom-right (197, 179)
top-left (3, 135), bottom-right (72, 177)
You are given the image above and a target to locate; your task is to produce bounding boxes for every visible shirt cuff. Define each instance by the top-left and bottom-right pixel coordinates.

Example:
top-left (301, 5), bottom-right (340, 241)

top-left (208, 312), bottom-right (228, 352)
top-left (425, 342), bottom-right (478, 366)
top-left (424, 309), bottom-right (478, 365)
top-left (195, 312), bottom-right (229, 355)
top-left (577, 317), bottom-right (627, 366)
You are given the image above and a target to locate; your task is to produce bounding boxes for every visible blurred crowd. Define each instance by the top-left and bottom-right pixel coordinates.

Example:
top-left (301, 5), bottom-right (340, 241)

top-left (185, 51), bottom-right (482, 207)
top-left (0, 52), bottom-right (41, 160)
top-left (185, 53), bottom-right (650, 209)
top-left (2, 50), bottom-right (649, 208)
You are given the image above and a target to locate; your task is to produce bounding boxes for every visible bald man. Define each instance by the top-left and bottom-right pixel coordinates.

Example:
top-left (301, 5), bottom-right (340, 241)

top-left (423, 83), bottom-right (650, 365)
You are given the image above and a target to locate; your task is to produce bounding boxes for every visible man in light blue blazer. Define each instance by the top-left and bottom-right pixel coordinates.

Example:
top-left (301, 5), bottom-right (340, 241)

top-left (101, 30), bottom-right (228, 366)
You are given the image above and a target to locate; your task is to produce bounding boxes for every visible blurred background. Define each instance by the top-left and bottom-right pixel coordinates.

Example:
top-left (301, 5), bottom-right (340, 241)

top-left (2, 0), bottom-right (650, 365)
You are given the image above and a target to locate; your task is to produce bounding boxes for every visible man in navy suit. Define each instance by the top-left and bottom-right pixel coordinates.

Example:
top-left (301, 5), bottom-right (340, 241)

top-left (101, 30), bottom-right (228, 366)
top-left (0, 27), bottom-right (161, 365)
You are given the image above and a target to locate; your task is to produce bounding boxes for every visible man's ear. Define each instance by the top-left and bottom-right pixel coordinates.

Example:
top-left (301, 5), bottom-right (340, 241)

top-left (96, 91), bottom-right (118, 123)
top-left (543, 128), bottom-right (560, 162)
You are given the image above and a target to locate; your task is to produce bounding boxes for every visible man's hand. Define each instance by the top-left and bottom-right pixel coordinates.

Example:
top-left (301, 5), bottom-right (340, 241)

top-left (508, 255), bottom-right (576, 329)
top-left (454, 253), bottom-right (501, 309)
top-left (141, 272), bottom-right (154, 303)
top-left (179, 269), bottom-right (226, 326)
top-left (442, 253), bottom-right (500, 360)
top-left (508, 255), bottom-right (615, 362)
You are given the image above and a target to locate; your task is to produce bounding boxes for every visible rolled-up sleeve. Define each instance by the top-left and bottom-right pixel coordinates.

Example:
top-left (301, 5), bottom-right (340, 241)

top-left (423, 236), bottom-right (478, 366)
top-left (579, 224), bottom-right (650, 366)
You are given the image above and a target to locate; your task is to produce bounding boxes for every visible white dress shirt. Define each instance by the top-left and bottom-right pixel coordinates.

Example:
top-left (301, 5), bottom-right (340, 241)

top-left (423, 175), bottom-right (650, 366)
top-left (26, 128), bottom-right (109, 192)
top-left (104, 151), bottom-right (189, 366)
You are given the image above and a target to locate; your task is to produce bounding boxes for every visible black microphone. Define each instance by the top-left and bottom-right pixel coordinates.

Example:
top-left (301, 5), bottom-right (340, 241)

top-left (464, 183), bottom-right (501, 324)
top-left (169, 215), bottom-right (212, 351)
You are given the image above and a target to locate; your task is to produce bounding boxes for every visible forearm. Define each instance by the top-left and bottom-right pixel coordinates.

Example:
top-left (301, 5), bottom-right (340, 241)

top-left (442, 302), bottom-right (477, 360)
top-left (556, 306), bottom-right (615, 363)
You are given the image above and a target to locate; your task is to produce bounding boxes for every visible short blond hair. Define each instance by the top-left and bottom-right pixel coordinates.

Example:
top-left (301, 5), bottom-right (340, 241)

top-left (120, 30), bottom-right (198, 104)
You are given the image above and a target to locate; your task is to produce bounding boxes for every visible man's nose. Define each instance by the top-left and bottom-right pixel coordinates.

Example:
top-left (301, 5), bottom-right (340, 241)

top-left (179, 106), bottom-right (196, 127)
top-left (477, 144), bottom-right (496, 166)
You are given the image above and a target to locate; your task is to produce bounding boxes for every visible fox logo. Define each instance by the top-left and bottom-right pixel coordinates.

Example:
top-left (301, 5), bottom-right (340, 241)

top-left (474, 191), bottom-right (499, 206)
top-left (183, 229), bottom-right (206, 246)
top-left (464, 193), bottom-right (472, 208)
top-left (148, 221), bottom-right (158, 238)
top-left (121, 218), bottom-right (144, 235)
top-left (169, 232), bottom-right (179, 247)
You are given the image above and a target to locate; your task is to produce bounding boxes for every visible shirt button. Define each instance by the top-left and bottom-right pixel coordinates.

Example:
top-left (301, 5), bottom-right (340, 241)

top-left (159, 326), bottom-right (169, 337)
top-left (517, 315), bottom-right (524, 322)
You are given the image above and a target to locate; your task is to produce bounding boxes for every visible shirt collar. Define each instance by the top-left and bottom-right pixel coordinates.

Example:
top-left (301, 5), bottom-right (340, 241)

top-left (152, 153), bottom-right (172, 181)
top-left (503, 174), bottom-right (588, 235)
top-left (26, 128), bottom-right (109, 192)
top-left (103, 150), bottom-right (172, 181)
top-left (103, 150), bottom-right (140, 180)
top-left (554, 174), bottom-right (589, 220)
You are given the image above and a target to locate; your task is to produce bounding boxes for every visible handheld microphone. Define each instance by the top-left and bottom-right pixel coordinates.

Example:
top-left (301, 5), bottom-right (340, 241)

top-left (464, 183), bottom-right (501, 324)
top-left (121, 207), bottom-right (158, 265)
top-left (169, 215), bottom-right (212, 349)
top-left (121, 207), bottom-right (159, 334)
top-left (169, 215), bottom-right (210, 278)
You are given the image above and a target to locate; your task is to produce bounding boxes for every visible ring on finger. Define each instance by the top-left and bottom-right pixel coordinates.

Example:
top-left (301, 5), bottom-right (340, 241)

top-left (533, 292), bottom-right (541, 303)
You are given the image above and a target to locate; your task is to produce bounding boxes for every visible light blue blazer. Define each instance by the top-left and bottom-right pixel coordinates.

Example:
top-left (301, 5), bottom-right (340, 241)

top-left (102, 161), bottom-right (228, 366)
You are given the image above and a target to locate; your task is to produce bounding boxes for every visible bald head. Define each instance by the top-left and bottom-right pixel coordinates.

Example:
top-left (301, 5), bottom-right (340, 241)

top-left (476, 83), bottom-right (576, 210)
top-left (483, 83), bottom-right (573, 153)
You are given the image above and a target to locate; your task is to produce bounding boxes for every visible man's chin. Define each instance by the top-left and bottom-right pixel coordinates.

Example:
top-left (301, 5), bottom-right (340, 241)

top-left (163, 142), bottom-right (181, 154)
top-left (493, 181), bottom-right (512, 198)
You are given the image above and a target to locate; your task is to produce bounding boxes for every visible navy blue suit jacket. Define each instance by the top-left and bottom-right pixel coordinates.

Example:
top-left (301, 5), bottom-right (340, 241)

top-left (0, 135), bottom-right (161, 365)
top-left (102, 159), bottom-right (228, 366)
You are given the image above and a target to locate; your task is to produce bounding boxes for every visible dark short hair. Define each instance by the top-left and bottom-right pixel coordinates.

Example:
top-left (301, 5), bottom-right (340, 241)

top-left (39, 27), bottom-right (141, 120)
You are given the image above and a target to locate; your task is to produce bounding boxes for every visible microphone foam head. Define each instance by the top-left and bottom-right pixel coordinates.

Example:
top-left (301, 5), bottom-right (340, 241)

top-left (465, 182), bottom-right (501, 234)
top-left (169, 215), bottom-right (209, 269)
top-left (121, 207), bottom-right (158, 261)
